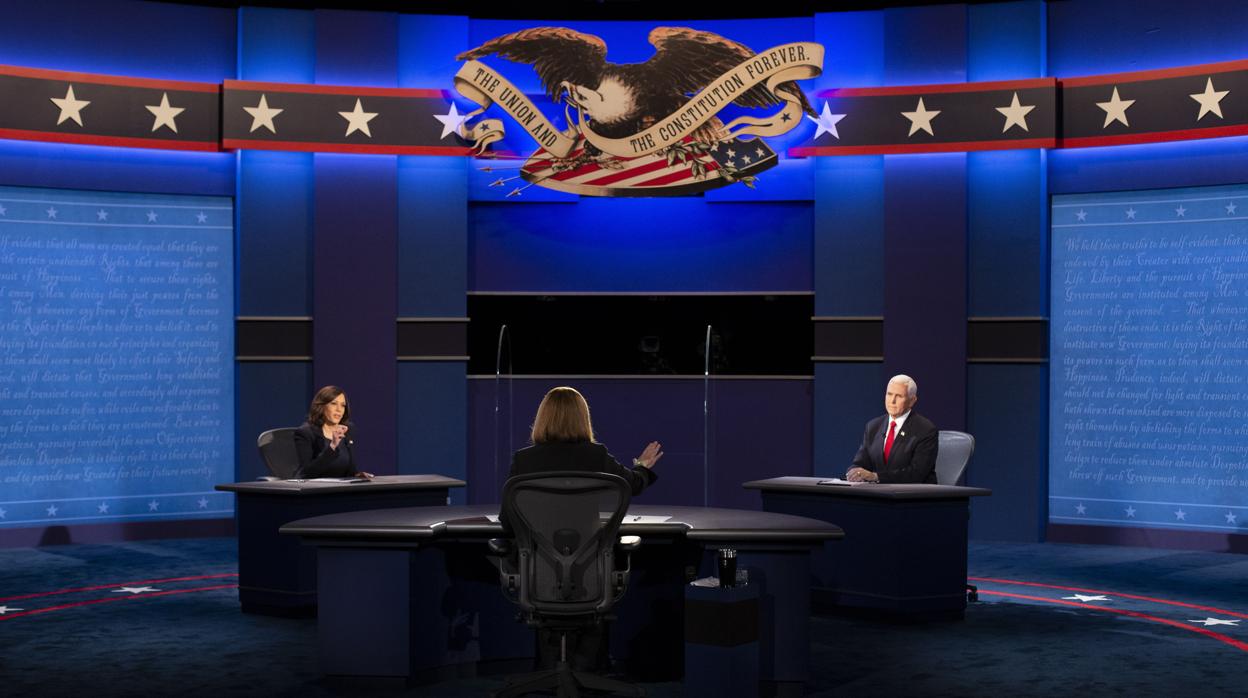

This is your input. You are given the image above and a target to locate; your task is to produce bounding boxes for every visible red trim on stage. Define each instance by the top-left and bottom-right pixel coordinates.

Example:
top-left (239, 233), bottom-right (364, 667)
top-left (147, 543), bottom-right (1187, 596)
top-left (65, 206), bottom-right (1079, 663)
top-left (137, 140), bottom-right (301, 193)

top-left (223, 79), bottom-right (445, 99)
top-left (221, 139), bottom-right (473, 155)
top-left (969, 576), bottom-right (1248, 619)
top-left (980, 590), bottom-right (1248, 653)
top-left (1060, 124), bottom-right (1248, 149)
top-left (0, 573), bottom-right (238, 603)
top-left (0, 64), bottom-right (218, 92)
top-left (0, 128), bottom-right (219, 152)
top-left (819, 77), bottom-right (1055, 98)
top-left (789, 137), bottom-right (1055, 157)
top-left (0, 584), bottom-right (238, 621)
top-left (1059, 58), bottom-right (1248, 87)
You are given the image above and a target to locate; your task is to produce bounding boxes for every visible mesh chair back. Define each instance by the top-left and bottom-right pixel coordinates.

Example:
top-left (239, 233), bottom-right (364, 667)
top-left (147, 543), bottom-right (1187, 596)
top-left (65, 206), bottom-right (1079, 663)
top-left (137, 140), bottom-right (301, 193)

top-left (935, 430), bottom-right (975, 485)
top-left (257, 428), bottom-right (300, 479)
top-left (502, 472), bottom-right (631, 617)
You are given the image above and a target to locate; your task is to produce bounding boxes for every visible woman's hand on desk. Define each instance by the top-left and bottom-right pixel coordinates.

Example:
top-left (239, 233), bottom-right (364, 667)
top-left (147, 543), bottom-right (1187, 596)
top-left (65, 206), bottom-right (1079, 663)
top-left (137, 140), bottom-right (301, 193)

top-left (635, 441), bottom-right (664, 469)
top-left (354, 471), bottom-right (375, 479)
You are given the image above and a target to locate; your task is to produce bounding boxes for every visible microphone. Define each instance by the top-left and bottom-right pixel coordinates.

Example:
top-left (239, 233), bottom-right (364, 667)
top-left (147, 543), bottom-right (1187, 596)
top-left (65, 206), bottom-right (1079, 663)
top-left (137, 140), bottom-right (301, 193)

top-left (703, 324), bottom-right (712, 507)
top-left (493, 324), bottom-right (513, 502)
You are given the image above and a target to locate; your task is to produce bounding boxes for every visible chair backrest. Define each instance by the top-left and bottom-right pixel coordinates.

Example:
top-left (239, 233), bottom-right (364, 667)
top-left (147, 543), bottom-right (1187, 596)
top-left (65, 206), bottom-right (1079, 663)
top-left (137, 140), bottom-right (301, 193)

top-left (501, 472), bottom-right (632, 619)
top-left (257, 428), bottom-right (300, 479)
top-left (935, 430), bottom-right (975, 486)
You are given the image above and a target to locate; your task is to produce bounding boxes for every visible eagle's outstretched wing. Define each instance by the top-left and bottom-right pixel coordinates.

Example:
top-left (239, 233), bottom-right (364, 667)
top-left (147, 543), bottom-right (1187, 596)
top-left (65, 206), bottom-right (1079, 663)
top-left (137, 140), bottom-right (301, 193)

top-left (645, 27), bottom-right (816, 117)
top-left (457, 27), bottom-right (608, 102)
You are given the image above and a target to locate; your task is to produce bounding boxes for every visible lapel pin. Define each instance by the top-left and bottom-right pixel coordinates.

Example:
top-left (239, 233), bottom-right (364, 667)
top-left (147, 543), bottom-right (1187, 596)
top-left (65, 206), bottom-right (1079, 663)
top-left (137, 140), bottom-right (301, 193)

top-left (900, 432), bottom-right (905, 437)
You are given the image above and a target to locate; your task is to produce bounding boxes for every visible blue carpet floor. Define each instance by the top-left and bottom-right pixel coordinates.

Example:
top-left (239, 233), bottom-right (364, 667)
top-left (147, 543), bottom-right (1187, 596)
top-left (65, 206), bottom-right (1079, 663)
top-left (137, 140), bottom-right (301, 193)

top-left (1, 539), bottom-right (1244, 696)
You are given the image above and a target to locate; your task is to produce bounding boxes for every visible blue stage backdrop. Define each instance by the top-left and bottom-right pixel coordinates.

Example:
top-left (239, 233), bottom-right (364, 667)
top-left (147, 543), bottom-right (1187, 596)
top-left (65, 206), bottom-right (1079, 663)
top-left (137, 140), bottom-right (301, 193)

top-left (1050, 184), bottom-right (1248, 534)
top-left (0, 185), bottom-right (234, 528)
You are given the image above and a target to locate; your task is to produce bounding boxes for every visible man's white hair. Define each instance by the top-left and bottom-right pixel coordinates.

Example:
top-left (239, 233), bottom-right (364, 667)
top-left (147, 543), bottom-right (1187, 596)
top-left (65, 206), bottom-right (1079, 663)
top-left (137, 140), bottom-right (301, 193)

top-left (888, 374), bottom-right (917, 398)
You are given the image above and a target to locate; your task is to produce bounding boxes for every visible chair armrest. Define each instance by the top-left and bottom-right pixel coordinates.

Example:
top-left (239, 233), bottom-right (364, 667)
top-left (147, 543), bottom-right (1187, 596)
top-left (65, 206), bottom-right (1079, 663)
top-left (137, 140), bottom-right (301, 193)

top-left (255, 476), bottom-right (282, 482)
top-left (487, 538), bottom-right (513, 557)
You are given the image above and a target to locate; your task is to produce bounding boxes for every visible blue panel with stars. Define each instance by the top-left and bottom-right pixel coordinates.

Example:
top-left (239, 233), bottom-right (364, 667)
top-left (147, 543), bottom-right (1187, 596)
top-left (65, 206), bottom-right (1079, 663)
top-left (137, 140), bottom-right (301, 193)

top-left (1050, 183), bottom-right (1248, 534)
top-left (0, 185), bottom-right (235, 527)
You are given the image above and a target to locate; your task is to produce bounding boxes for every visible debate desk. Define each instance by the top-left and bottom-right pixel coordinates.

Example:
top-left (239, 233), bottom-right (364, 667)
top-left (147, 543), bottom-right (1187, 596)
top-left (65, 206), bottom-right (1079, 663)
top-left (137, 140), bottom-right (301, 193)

top-left (214, 475), bottom-right (464, 614)
top-left (744, 477), bottom-right (991, 618)
top-left (281, 504), bottom-right (842, 693)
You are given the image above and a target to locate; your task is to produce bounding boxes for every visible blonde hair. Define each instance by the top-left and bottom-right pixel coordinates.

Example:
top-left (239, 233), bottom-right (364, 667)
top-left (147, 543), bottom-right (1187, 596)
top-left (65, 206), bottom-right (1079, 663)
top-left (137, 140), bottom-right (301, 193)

top-left (530, 386), bottom-right (596, 443)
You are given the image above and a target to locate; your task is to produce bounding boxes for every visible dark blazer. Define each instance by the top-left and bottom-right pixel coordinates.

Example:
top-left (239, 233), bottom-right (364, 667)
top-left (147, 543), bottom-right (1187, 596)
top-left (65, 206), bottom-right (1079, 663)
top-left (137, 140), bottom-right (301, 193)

top-left (501, 440), bottom-right (657, 534)
top-left (292, 421), bottom-right (357, 479)
top-left (851, 411), bottom-right (939, 484)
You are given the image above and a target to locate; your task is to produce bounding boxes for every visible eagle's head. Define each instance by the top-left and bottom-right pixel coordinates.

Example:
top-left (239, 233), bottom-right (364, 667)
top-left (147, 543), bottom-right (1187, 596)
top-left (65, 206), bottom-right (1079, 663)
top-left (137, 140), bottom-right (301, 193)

top-left (561, 75), bottom-right (638, 128)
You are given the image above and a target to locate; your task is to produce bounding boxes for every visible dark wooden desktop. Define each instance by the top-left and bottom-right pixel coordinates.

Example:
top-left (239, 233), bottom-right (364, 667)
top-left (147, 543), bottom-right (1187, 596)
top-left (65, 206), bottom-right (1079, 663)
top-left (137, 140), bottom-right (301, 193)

top-left (214, 475), bottom-right (464, 614)
top-left (744, 476), bottom-right (991, 618)
top-left (281, 504), bottom-right (843, 692)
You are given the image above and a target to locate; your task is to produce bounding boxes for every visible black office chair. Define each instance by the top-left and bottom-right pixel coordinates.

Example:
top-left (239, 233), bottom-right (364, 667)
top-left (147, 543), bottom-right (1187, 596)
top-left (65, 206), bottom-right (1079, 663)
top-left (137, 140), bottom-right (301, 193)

top-left (935, 430), bottom-right (979, 601)
top-left (256, 428), bottom-right (300, 480)
top-left (488, 472), bottom-right (643, 698)
top-left (935, 430), bottom-right (976, 486)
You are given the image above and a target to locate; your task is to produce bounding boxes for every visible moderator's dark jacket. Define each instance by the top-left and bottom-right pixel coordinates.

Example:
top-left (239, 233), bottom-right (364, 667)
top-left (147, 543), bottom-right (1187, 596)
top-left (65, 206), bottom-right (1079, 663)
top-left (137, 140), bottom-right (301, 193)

top-left (292, 421), bottom-right (357, 479)
top-left (501, 440), bottom-right (657, 533)
top-left (851, 411), bottom-right (939, 484)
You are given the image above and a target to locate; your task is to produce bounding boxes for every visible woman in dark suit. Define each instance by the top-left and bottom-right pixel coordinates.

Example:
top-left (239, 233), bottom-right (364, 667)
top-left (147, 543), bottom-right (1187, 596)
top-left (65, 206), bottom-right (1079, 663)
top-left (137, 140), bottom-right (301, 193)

top-left (292, 385), bottom-right (374, 479)
top-left (504, 386), bottom-right (662, 672)
top-left (508, 386), bottom-right (662, 492)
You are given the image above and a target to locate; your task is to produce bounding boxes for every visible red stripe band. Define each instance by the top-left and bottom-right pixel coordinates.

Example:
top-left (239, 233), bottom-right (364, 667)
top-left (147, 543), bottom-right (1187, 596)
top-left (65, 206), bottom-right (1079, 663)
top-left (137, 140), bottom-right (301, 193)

top-left (0, 573), bottom-right (239, 603)
top-left (980, 590), bottom-right (1248, 653)
top-left (0, 584), bottom-right (238, 621)
top-left (969, 576), bottom-right (1248, 619)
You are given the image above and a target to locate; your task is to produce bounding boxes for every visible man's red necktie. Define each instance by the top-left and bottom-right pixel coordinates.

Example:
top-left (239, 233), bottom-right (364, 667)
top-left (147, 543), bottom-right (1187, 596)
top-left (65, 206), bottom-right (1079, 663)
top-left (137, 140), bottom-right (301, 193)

top-left (883, 420), bottom-right (896, 462)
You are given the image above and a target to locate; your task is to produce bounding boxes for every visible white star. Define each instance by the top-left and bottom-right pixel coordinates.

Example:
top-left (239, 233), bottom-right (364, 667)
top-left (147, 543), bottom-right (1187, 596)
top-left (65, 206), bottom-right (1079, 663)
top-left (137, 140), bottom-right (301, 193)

top-left (339, 98), bottom-right (378, 138)
top-left (0, 606), bottom-right (23, 614)
top-left (726, 148), bottom-right (736, 157)
top-left (196, 211), bottom-right (207, 223)
top-left (197, 497), bottom-right (209, 509)
top-left (112, 586), bottom-right (159, 594)
top-left (1189, 78), bottom-right (1229, 121)
top-left (1063, 594), bottom-right (1110, 602)
top-left (1189, 617), bottom-right (1239, 627)
top-left (755, 147), bottom-right (764, 157)
top-left (901, 97), bottom-right (940, 137)
top-left (51, 85), bottom-right (90, 126)
top-left (1097, 87), bottom-right (1135, 128)
top-left (146, 210), bottom-right (158, 222)
top-left (808, 101), bottom-right (847, 140)
top-left (1175, 205), bottom-right (1187, 217)
top-left (46, 504), bottom-right (59, 516)
top-left (1175, 509), bottom-right (1187, 521)
top-left (145, 92), bottom-right (185, 133)
top-left (996, 92), bottom-right (1036, 133)
top-left (96, 209), bottom-right (108, 221)
top-left (1075, 503), bottom-right (1087, 515)
top-left (243, 94), bottom-right (283, 134)
top-left (1125, 207), bottom-right (1137, 219)
top-left (1227, 202), bottom-right (1238, 215)
top-left (1226, 511), bottom-right (1238, 525)
top-left (742, 154), bottom-right (753, 164)
top-left (1125, 506), bottom-right (1137, 518)
top-left (1076, 209), bottom-right (1088, 222)
top-left (97, 502), bottom-right (109, 514)
top-left (148, 500), bottom-right (160, 511)
top-left (432, 102), bottom-right (469, 140)
top-left (46, 206), bottom-right (58, 219)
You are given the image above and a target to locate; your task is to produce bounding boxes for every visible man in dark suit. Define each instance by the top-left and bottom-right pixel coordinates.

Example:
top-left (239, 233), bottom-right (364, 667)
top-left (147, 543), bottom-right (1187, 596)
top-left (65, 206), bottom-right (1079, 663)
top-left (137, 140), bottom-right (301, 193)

top-left (846, 374), bottom-right (939, 484)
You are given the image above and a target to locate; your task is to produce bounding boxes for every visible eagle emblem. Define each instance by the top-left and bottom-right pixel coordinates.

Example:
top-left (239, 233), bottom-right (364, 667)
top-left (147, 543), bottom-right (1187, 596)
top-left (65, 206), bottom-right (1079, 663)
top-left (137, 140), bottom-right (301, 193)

top-left (451, 27), bottom-right (824, 197)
